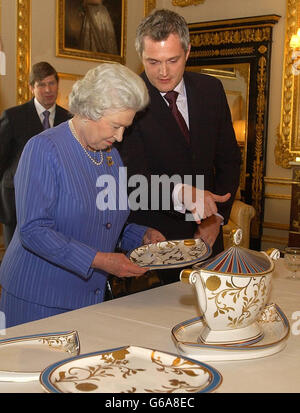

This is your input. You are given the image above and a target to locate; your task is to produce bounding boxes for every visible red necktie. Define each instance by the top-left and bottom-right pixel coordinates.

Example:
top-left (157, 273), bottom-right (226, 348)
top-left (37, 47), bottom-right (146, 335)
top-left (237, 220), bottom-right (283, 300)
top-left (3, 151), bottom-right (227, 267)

top-left (164, 91), bottom-right (190, 144)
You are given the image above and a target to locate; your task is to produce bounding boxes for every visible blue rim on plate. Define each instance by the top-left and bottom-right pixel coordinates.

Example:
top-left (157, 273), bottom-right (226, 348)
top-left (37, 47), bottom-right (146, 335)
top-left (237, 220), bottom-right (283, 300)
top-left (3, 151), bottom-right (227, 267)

top-left (40, 345), bottom-right (222, 393)
top-left (0, 330), bottom-right (80, 382)
top-left (128, 239), bottom-right (212, 270)
top-left (171, 303), bottom-right (290, 360)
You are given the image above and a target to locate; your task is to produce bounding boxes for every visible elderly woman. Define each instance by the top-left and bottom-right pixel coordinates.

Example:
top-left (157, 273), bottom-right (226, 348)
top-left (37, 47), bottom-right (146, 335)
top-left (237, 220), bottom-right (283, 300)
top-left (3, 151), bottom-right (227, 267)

top-left (0, 63), bottom-right (165, 328)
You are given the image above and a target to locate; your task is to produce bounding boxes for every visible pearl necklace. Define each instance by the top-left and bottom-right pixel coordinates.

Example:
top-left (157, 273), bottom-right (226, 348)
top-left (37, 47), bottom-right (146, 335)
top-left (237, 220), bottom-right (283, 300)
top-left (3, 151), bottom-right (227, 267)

top-left (69, 119), bottom-right (104, 166)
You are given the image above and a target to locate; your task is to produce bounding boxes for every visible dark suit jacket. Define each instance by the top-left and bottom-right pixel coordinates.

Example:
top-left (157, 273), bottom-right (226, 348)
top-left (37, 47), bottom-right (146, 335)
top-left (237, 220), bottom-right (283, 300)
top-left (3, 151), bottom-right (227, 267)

top-left (118, 71), bottom-right (241, 254)
top-left (0, 99), bottom-right (71, 224)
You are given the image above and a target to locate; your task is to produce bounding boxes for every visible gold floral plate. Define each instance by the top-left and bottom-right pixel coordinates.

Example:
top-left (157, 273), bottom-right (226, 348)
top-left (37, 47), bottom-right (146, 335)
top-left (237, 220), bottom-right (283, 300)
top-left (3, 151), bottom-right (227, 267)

top-left (171, 303), bottom-right (290, 361)
top-left (39, 345), bottom-right (222, 393)
top-left (129, 239), bottom-right (211, 269)
top-left (0, 330), bottom-right (80, 382)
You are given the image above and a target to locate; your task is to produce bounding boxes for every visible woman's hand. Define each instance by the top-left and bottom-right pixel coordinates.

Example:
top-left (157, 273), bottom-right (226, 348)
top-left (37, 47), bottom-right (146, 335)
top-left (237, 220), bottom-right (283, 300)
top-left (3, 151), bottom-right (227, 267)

top-left (142, 228), bottom-right (166, 245)
top-left (92, 252), bottom-right (148, 278)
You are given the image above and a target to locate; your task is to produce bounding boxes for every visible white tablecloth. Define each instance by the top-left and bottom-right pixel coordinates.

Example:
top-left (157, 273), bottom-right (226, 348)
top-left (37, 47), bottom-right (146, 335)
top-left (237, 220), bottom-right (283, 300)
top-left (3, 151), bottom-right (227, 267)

top-left (0, 258), bottom-right (299, 393)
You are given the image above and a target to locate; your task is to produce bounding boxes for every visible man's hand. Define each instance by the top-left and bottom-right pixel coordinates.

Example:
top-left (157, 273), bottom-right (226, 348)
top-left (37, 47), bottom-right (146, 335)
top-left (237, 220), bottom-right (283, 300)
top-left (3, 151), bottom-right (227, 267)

top-left (179, 184), bottom-right (231, 224)
top-left (194, 214), bottom-right (223, 247)
top-left (142, 227), bottom-right (166, 245)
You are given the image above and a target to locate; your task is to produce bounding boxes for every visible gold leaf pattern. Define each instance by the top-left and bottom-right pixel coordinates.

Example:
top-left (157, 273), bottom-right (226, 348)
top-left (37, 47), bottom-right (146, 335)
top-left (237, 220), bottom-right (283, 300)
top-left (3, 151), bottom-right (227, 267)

top-left (207, 276), bottom-right (269, 327)
top-left (47, 347), bottom-right (215, 393)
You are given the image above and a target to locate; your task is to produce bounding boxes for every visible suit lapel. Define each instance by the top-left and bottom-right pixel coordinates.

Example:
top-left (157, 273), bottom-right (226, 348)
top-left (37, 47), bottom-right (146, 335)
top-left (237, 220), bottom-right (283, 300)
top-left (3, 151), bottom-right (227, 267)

top-left (26, 99), bottom-right (44, 136)
top-left (54, 105), bottom-right (70, 126)
top-left (184, 72), bottom-right (205, 147)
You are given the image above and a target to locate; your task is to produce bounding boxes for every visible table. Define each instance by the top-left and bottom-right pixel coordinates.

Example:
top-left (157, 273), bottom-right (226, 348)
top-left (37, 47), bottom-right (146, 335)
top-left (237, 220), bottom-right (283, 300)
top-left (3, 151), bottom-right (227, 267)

top-left (0, 259), bottom-right (299, 393)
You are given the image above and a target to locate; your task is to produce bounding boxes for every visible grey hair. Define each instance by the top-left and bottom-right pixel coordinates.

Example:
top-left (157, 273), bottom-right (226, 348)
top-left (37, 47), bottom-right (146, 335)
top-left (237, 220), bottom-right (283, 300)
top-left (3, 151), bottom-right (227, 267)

top-left (69, 63), bottom-right (149, 120)
top-left (135, 9), bottom-right (190, 59)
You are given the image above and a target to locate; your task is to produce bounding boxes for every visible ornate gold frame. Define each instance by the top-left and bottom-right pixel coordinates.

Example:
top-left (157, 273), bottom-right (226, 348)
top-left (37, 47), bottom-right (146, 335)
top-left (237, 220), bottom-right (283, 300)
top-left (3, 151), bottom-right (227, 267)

top-left (16, 0), bottom-right (31, 105)
top-left (56, 0), bottom-right (127, 64)
top-left (145, 0), bottom-right (156, 15)
top-left (276, 0), bottom-right (300, 168)
top-left (16, 0), bottom-right (156, 105)
top-left (172, 0), bottom-right (205, 5)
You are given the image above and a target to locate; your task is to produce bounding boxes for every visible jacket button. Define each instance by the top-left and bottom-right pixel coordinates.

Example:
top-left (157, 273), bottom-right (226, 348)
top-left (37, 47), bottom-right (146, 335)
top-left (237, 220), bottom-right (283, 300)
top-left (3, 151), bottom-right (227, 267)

top-left (106, 223), bottom-right (112, 229)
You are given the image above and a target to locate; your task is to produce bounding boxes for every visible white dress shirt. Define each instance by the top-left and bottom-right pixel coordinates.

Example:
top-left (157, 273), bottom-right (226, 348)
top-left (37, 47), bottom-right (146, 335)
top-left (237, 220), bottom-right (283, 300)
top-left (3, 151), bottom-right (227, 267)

top-left (162, 78), bottom-right (189, 128)
top-left (164, 80), bottom-right (224, 223)
top-left (34, 98), bottom-right (56, 128)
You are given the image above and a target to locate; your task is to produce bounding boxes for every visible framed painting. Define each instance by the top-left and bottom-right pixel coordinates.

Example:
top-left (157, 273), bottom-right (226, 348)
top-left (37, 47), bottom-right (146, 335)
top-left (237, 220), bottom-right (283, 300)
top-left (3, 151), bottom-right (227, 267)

top-left (56, 0), bottom-right (127, 63)
top-left (57, 73), bottom-right (83, 110)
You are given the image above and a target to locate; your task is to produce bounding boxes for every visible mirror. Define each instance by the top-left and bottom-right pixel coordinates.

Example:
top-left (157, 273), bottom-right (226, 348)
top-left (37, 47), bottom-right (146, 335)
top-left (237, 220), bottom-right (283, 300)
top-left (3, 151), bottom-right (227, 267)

top-left (187, 15), bottom-right (280, 249)
top-left (276, 0), bottom-right (300, 167)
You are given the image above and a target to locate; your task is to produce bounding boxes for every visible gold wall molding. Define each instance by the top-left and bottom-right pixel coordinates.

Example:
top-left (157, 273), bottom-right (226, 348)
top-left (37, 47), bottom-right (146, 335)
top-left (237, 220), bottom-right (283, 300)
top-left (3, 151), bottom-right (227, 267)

top-left (190, 27), bottom-right (272, 47)
top-left (16, 0), bottom-right (31, 105)
top-left (189, 47), bottom-right (254, 58)
top-left (276, 0), bottom-right (300, 168)
top-left (172, 0), bottom-right (205, 6)
top-left (251, 54), bottom-right (267, 238)
top-left (264, 177), bottom-right (293, 185)
top-left (264, 193), bottom-right (291, 200)
top-left (261, 234), bottom-right (288, 245)
top-left (144, 0), bottom-right (156, 15)
top-left (263, 222), bottom-right (290, 230)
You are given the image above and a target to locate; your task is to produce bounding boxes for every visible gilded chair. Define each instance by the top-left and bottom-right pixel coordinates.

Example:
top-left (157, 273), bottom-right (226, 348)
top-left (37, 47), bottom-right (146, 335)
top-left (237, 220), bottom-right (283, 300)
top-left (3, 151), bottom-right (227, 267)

top-left (223, 191), bottom-right (256, 249)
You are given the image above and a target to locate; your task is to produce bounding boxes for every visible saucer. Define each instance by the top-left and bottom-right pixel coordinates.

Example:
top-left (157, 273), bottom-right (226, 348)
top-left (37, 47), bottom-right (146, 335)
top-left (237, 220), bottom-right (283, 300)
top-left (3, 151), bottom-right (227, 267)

top-left (171, 303), bottom-right (290, 361)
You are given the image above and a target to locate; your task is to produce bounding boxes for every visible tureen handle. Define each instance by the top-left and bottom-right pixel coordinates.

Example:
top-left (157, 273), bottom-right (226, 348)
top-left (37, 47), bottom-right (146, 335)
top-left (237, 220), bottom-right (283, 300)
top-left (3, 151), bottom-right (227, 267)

top-left (180, 269), bottom-right (207, 314)
top-left (233, 228), bottom-right (243, 246)
top-left (262, 248), bottom-right (280, 260)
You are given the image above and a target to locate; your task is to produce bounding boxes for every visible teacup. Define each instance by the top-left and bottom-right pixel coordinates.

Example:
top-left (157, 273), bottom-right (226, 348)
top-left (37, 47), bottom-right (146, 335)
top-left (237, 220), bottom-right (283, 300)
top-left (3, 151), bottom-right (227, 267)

top-left (180, 230), bottom-right (280, 345)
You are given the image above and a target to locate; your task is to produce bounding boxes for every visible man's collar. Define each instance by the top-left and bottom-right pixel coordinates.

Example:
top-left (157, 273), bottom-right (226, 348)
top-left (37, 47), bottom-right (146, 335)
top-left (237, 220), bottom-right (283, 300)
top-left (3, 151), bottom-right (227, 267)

top-left (33, 97), bottom-right (56, 116)
top-left (160, 78), bottom-right (186, 98)
top-left (173, 78), bottom-right (185, 96)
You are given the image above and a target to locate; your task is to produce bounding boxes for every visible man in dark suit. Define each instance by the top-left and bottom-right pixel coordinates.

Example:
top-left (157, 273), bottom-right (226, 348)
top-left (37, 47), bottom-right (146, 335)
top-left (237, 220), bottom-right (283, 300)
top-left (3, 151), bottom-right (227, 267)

top-left (0, 61), bottom-right (71, 248)
top-left (118, 10), bottom-right (241, 285)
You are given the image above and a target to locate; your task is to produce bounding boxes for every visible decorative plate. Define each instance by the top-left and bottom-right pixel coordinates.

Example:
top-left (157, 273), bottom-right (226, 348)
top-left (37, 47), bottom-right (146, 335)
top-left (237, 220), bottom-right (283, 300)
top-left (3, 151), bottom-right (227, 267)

top-left (172, 303), bottom-right (290, 361)
top-left (40, 345), bottom-right (222, 393)
top-left (0, 330), bottom-right (80, 382)
top-left (129, 239), bottom-right (211, 269)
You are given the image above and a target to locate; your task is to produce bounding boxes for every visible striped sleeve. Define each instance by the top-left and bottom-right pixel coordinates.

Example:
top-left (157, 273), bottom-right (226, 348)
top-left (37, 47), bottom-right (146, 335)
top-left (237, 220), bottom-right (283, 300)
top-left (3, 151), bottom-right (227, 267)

top-left (15, 137), bottom-right (97, 278)
top-left (119, 223), bottom-right (148, 252)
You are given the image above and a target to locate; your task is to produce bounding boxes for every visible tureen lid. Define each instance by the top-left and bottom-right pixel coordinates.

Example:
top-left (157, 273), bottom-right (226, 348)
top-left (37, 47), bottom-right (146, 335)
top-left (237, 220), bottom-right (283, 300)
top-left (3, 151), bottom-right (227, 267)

top-left (193, 229), bottom-right (276, 275)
